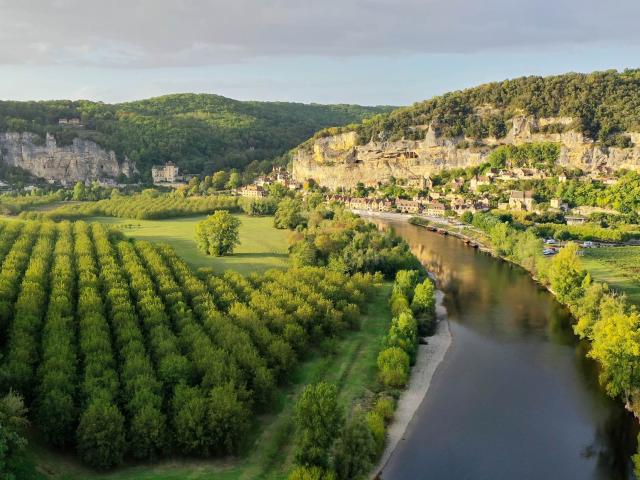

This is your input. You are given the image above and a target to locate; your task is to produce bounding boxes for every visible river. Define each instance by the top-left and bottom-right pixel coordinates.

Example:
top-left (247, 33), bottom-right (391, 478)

top-left (374, 218), bottom-right (638, 480)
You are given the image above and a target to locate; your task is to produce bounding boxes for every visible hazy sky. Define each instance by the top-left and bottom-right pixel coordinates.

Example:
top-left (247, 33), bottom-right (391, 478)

top-left (1, 0), bottom-right (639, 105)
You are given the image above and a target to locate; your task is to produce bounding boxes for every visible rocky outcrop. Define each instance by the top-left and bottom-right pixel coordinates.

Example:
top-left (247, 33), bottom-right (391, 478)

top-left (0, 132), bottom-right (135, 182)
top-left (292, 117), bottom-right (640, 189)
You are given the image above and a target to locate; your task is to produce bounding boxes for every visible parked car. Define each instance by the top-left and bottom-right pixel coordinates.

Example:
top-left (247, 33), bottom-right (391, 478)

top-left (582, 241), bottom-right (595, 248)
top-left (543, 248), bottom-right (557, 256)
top-left (545, 239), bottom-right (557, 245)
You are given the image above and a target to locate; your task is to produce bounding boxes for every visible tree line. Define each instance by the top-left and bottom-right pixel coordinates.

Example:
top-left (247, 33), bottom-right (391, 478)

top-left (19, 190), bottom-right (279, 221)
top-left (288, 269), bottom-right (436, 480)
top-left (465, 211), bottom-right (640, 476)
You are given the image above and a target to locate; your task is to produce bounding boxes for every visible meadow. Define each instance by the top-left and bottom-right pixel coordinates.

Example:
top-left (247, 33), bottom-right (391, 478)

top-left (90, 214), bottom-right (290, 274)
top-left (581, 246), bottom-right (640, 306)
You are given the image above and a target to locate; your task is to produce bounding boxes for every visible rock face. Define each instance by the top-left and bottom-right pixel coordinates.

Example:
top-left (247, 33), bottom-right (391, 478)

top-left (0, 132), bottom-right (135, 182)
top-left (292, 116), bottom-right (640, 189)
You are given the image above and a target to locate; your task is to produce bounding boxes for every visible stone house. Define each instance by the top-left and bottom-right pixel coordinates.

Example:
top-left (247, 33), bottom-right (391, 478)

top-left (450, 177), bottom-right (465, 192)
top-left (508, 190), bottom-right (535, 211)
top-left (406, 175), bottom-right (431, 189)
top-left (425, 201), bottom-right (447, 216)
top-left (550, 198), bottom-right (569, 211)
top-left (240, 184), bottom-right (266, 198)
top-left (470, 175), bottom-right (492, 192)
top-left (395, 199), bottom-right (421, 214)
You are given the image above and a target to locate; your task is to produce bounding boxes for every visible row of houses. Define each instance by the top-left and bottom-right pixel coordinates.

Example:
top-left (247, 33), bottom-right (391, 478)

top-left (327, 194), bottom-right (489, 217)
top-left (399, 165), bottom-right (620, 197)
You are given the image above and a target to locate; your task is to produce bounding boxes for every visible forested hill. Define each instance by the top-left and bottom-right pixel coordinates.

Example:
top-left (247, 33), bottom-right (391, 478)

top-left (312, 69), bottom-right (640, 147)
top-left (0, 94), bottom-right (392, 176)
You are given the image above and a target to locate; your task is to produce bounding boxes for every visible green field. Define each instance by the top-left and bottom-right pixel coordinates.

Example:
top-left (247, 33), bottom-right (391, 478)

top-left (31, 283), bottom-right (392, 480)
top-left (89, 214), bottom-right (290, 274)
top-left (582, 246), bottom-right (640, 306)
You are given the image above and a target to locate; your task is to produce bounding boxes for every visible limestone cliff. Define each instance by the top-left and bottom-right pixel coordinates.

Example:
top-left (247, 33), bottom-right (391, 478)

top-left (292, 117), bottom-right (640, 189)
top-left (0, 132), bottom-right (135, 182)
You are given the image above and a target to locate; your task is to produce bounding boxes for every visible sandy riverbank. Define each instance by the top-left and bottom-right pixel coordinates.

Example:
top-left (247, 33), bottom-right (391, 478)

top-left (373, 289), bottom-right (452, 477)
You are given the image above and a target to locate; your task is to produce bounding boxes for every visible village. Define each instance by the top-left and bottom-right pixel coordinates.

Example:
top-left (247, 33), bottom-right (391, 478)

top-left (313, 164), bottom-right (624, 225)
top-left (149, 160), bottom-right (628, 233)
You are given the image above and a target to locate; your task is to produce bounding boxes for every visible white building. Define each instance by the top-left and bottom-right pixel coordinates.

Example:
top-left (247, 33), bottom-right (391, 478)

top-left (152, 162), bottom-right (181, 184)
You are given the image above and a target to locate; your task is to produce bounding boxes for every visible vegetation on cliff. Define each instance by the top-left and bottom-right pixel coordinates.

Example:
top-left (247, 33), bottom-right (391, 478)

top-left (306, 69), bottom-right (640, 147)
top-left (0, 94), bottom-right (391, 177)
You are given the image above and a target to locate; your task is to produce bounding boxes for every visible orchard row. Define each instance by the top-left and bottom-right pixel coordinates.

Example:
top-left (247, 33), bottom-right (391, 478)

top-left (0, 220), bottom-right (376, 468)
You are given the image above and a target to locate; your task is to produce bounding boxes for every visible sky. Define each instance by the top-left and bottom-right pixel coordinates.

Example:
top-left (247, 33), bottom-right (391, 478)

top-left (1, 0), bottom-right (639, 106)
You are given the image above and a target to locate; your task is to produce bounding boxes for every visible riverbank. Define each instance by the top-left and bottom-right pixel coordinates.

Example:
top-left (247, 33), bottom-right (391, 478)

top-left (373, 289), bottom-right (452, 477)
top-left (370, 218), bottom-right (639, 479)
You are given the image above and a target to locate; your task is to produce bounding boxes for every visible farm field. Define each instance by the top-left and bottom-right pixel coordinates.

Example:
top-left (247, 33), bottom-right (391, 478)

top-left (31, 284), bottom-right (392, 480)
top-left (581, 246), bottom-right (640, 306)
top-left (90, 214), bottom-right (289, 274)
top-left (0, 218), bottom-right (381, 478)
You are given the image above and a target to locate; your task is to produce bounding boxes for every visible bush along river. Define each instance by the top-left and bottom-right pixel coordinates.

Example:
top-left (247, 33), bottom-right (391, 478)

top-left (374, 218), bottom-right (638, 480)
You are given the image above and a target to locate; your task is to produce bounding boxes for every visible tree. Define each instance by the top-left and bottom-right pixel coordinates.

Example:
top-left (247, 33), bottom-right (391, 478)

top-left (412, 278), bottom-right (436, 334)
top-left (267, 182), bottom-right (289, 199)
top-left (333, 412), bottom-right (377, 480)
top-left (274, 198), bottom-right (305, 229)
top-left (294, 383), bottom-right (343, 468)
top-left (290, 240), bottom-right (318, 268)
top-left (386, 311), bottom-right (418, 362)
top-left (206, 383), bottom-right (250, 454)
top-left (377, 347), bottom-right (410, 388)
top-left (490, 222), bottom-right (516, 257)
top-left (0, 391), bottom-right (29, 480)
top-left (226, 171), bottom-right (242, 189)
top-left (76, 399), bottom-right (126, 468)
top-left (72, 181), bottom-right (87, 201)
top-left (461, 211), bottom-right (474, 224)
top-left (548, 242), bottom-right (586, 305)
top-left (195, 210), bottom-right (241, 256)
top-left (211, 171), bottom-right (229, 190)
top-left (589, 306), bottom-right (640, 399)
top-left (573, 275), bottom-right (607, 339)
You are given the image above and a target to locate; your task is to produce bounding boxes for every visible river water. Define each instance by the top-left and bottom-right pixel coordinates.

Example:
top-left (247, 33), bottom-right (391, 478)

top-left (374, 219), bottom-right (638, 480)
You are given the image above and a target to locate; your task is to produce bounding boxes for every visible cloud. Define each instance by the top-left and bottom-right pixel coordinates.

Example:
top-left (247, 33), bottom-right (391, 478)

top-left (0, 0), bottom-right (639, 67)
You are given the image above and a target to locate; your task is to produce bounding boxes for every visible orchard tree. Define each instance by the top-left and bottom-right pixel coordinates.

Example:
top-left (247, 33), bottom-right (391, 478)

top-left (0, 391), bottom-right (29, 479)
top-left (294, 382), bottom-right (343, 468)
top-left (76, 399), bottom-right (126, 468)
top-left (195, 210), bottom-right (241, 256)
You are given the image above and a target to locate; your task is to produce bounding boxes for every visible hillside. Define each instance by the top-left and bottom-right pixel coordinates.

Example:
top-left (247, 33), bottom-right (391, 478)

top-left (292, 69), bottom-right (640, 188)
top-left (0, 94), bottom-right (392, 179)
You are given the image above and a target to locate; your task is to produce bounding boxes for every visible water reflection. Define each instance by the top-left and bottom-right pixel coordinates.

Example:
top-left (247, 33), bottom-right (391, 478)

top-left (374, 219), bottom-right (637, 480)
